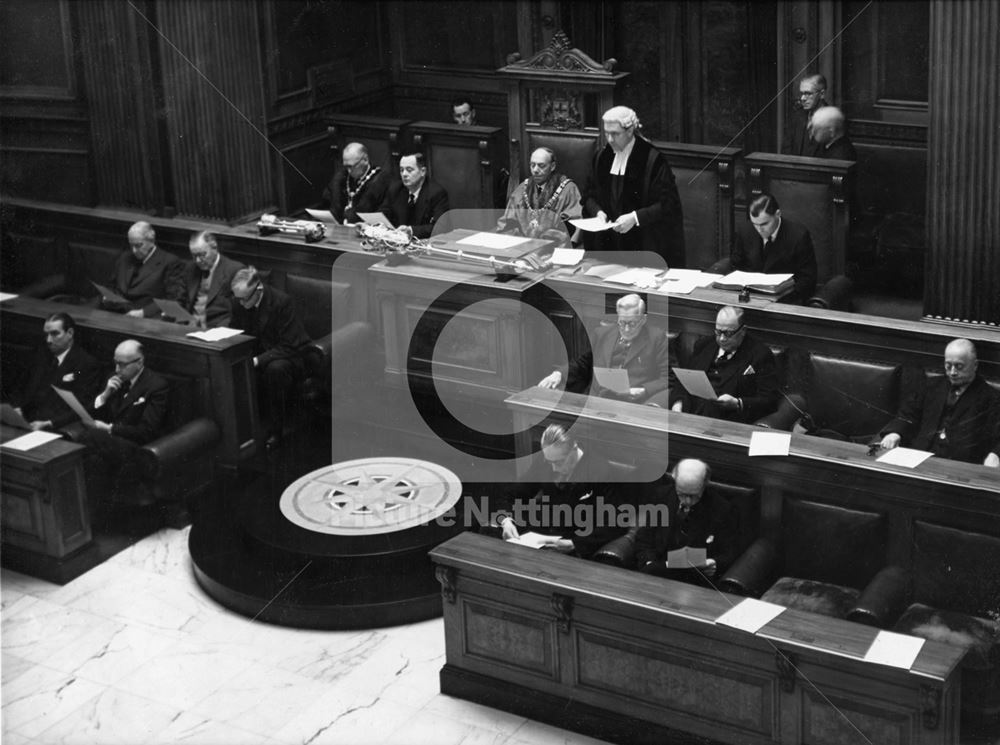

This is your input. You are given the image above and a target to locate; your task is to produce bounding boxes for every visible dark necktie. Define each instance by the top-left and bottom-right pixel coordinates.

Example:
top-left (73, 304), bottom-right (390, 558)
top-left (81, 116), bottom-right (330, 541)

top-left (406, 192), bottom-right (416, 225)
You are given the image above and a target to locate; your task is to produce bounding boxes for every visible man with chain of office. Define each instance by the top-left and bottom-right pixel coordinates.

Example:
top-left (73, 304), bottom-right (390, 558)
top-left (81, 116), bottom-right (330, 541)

top-left (496, 147), bottom-right (582, 246)
top-left (320, 142), bottom-right (391, 224)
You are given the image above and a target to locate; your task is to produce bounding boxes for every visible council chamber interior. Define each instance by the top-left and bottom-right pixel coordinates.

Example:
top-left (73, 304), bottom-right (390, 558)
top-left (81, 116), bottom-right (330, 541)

top-left (1, 2), bottom-right (998, 745)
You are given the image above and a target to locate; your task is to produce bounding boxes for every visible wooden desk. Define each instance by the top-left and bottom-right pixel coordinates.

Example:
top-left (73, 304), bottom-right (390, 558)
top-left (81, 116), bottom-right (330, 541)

top-left (0, 296), bottom-right (258, 468)
top-left (432, 532), bottom-right (963, 745)
top-left (1, 425), bottom-right (97, 583)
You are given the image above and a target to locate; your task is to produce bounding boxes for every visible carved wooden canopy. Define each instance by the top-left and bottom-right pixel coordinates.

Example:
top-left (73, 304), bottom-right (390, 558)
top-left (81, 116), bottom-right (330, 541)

top-left (499, 30), bottom-right (627, 83)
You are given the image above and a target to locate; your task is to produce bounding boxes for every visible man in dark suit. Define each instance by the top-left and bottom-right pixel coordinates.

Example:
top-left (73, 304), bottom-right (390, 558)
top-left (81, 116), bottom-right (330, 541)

top-left (320, 142), bottom-right (392, 223)
top-left (880, 338), bottom-right (1000, 467)
top-left (378, 152), bottom-right (450, 239)
top-left (635, 459), bottom-right (738, 585)
top-left (492, 423), bottom-right (630, 560)
top-left (811, 106), bottom-right (858, 161)
top-left (180, 231), bottom-right (243, 328)
top-left (11, 312), bottom-right (102, 431)
top-left (582, 106), bottom-right (686, 268)
top-left (670, 305), bottom-right (779, 423)
top-left (538, 293), bottom-right (673, 407)
top-left (731, 193), bottom-right (818, 304)
top-left (783, 73), bottom-right (828, 157)
top-left (78, 339), bottom-right (170, 503)
top-left (104, 221), bottom-right (186, 318)
top-left (230, 266), bottom-right (313, 449)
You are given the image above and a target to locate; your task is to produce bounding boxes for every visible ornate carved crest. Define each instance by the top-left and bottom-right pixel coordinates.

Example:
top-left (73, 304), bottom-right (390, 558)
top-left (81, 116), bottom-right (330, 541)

top-left (537, 88), bottom-right (583, 130)
top-left (501, 31), bottom-right (618, 76)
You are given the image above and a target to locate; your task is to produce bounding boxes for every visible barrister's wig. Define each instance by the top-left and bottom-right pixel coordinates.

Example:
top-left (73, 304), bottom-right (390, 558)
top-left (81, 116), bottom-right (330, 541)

top-left (602, 106), bottom-right (641, 131)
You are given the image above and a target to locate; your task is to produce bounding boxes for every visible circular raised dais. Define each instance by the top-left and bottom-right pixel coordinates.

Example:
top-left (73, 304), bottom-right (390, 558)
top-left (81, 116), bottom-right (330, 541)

top-left (279, 457), bottom-right (463, 536)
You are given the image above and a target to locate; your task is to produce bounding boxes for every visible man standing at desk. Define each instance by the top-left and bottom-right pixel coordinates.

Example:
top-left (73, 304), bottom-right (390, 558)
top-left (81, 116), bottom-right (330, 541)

top-left (496, 147), bottom-right (581, 245)
top-left (635, 459), bottom-right (737, 586)
top-left (670, 305), bottom-right (779, 423)
top-left (538, 294), bottom-right (672, 407)
top-left (11, 312), bottom-right (101, 432)
top-left (492, 423), bottom-right (629, 560)
top-left (104, 221), bottom-right (186, 318)
top-left (78, 339), bottom-right (169, 503)
top-left (379, 153), bottom-right (450, 239)
top-left (783, 73), bottom-right (828, 157)
top-left (731, 193), bottom-right (817, 304)
top-left (880, 338), bottom-right (1000, 467)
top-left (181, 231), bottom-right (244, 328)
top-left (321, 142), bottom-right (391, 223)
top-left (582, 106), bottom-right (685, 268)
top-left (230, 266), bottom-right (313, 450)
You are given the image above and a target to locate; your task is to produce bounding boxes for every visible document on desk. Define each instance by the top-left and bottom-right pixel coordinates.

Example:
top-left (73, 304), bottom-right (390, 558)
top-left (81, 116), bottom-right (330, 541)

top-left (593, 367), bottom-right (630, 394)
top-left (672, 368), bottom-right (717, 399)
top-left (569, 217), bottom-right (615, 232)
top-left (51, 387), bottom-right (95, 425)
top-left (748, 431), bottom-right (791, 457)
top-left (604, 267), bottom-right (664, 287)
top-left (715, 598), bottom-right (786, 633)
top-left (863, 630), bottom-right (925, 669)
top-left (666, 546), bottom-right (708, 568)
top-left (187, 327), bottom-right (244, 342)
top-left (583, 263), bottom-right (628, 279)
top-left (1, 430), bottom-right (63, 451)
top-left (305, 208), bottom-right (340, 224)
top-left (456, 232), bottom-right (531, 250)
top-left (550, 248), bottom-right (585, 266)
top-left (357, 212), bottom-right (394, 228)
top-left (0, 292), bottom-right (18, 303)
top-left (153, 298), bottom-right (198, 324)
top-left (876, 447), bottom-right (933, 469)
top-left (507, 532), bottom-right (563, 549)
top-left (0, 403), bottom-right (32, 429)
top-left (91, 281), bottom-right (129, 305)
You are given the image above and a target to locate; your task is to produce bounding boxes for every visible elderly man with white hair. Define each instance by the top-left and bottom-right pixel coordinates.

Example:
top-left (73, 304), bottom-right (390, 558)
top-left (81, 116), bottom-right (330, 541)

top-left (581, 106), bottom-right (686, 268)
top-left (320, 141), bottom-right (391, 223)
top-left (810, 106), bottom-right (857, 161)
top-left (496, 146), bottom-right (582, 245)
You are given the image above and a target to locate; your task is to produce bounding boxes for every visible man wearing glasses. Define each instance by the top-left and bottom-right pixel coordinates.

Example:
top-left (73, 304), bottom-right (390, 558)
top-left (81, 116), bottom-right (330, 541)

top-left (784, 73), bottom-right (828, 157)
top-left (230, 266), bottom-right (312, 451)
top-left (670, 305), bottom-right (779, 423)
top-left (537, 294), bottom-right (673, 407)
top-left (320, 142), bottom-right (391, 224)
top-left (78, 339), bottom-right (169, 503)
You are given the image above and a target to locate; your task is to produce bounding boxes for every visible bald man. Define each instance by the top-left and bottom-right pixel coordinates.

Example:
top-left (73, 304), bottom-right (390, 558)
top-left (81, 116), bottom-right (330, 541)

top-left (881, 339), bottom-right (1000, 466)
top-left (321, 142), bottom-right (391, 223)
top-left (810, 106), bottom-right (857, 161)
top-left (78, 339), bottom-right (170, 503)
top-left (104, 221), bottom-right (186, 318)
top-left (582, 106), bottom-right (685, 268)
top-left (496, 147), bottom-right (582, 245)
top-left (670, 305), bottom-right (779, 423)
top-left (635, 459), bottom-right (738, 584)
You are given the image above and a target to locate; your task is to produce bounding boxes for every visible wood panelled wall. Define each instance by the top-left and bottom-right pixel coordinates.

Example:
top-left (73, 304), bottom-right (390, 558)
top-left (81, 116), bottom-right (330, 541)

top-left (925, 0), bottom-right (1000, 326)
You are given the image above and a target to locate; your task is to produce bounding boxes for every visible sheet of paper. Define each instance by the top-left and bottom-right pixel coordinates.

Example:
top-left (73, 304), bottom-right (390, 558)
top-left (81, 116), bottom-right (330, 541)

top-left (507, 532), bottom-right (562, 549)
top-left (2, 430), bottom-right (63, 451)
top-left (551, 248), bottom-right (584, 266)
top-left (749, 431), bottom-right (792, 457)
top-left (0, 292), bottom-right (18, 302)
top-left (50, 386), bottom-right (95, 425)
top-left (715, 598), bottom-right (786, 633)
top-left (153, 298), bottom-right (198, 324)
top-left (569, 216), bottom-right (615, 232)
top-left (357, 212), bottom-right (394, 228)
top-left (863, 630), bottom-right (925, 669)
top-left (658, 278), bottom-right (698, 295)
top-left (456, 232), bottom-right (531, 250)
top-left (604, 267), bottom-right (664, 287)
top-left (672, 368), bottom-right (717, 399)
top-left (91, 281), bottom-right (129, 304)
top-left (666, 546), bottom-right (708, 568)
top-left (876, 447), bottom-right (933, 468)
top-left (717, 271), bottom-right (794, 287)
top-left (0, 403), bottom-right (32, 429)
top-left (583, 263), bottom-right (628, 279)
top-left (186, 327), bottom-right (244, 342)
top-left (593, 367), bottom-right (631, 394)
top-left (305, 208), bottom-right (340, 224)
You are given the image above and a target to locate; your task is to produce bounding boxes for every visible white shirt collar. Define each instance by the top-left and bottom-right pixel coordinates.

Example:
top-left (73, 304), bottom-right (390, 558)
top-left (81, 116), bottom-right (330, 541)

top-left (609, 138), bottom-right (637, 176)
top-left (55, 348), bottom-right (70, 366)
top-left (764, 218), bottom-right (782, 246)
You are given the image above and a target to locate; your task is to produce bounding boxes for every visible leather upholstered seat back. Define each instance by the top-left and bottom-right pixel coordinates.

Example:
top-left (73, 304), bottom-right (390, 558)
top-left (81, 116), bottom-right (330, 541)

top-left (912, 521), bottom-right (1000, 619)
top-left (807, 353), bottom-right (901, 439)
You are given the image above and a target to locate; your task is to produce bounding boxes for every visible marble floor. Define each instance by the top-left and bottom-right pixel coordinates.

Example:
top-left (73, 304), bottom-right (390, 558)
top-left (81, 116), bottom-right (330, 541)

top-left (1, 526), bottom-right (612, 745)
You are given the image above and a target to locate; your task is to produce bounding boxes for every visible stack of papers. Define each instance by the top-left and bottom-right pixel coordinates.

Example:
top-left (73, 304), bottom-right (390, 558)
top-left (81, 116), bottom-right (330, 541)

top-left (456, 232), bottom-right (531, 250)
top-left (187, 327), bottom-right (244, 342)
top-left (713, 271), bottom-right (794, 293)
top-left (2, 431), bottom-right (63, 451)
top-left (583, 264), bottom-right (629, 279)
top-left (550, 248), bottom-right (584, 266)
top-left (658, 270), bottom-right (723, 295)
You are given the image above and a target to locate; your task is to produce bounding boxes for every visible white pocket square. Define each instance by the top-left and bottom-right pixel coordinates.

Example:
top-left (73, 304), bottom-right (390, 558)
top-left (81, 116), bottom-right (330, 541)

top-left (62, 373), bottom-right (76, 382)
top-left (743, 365), bottom-right (755, 376)
top-left (132, 397), bottom-right (146, 406)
